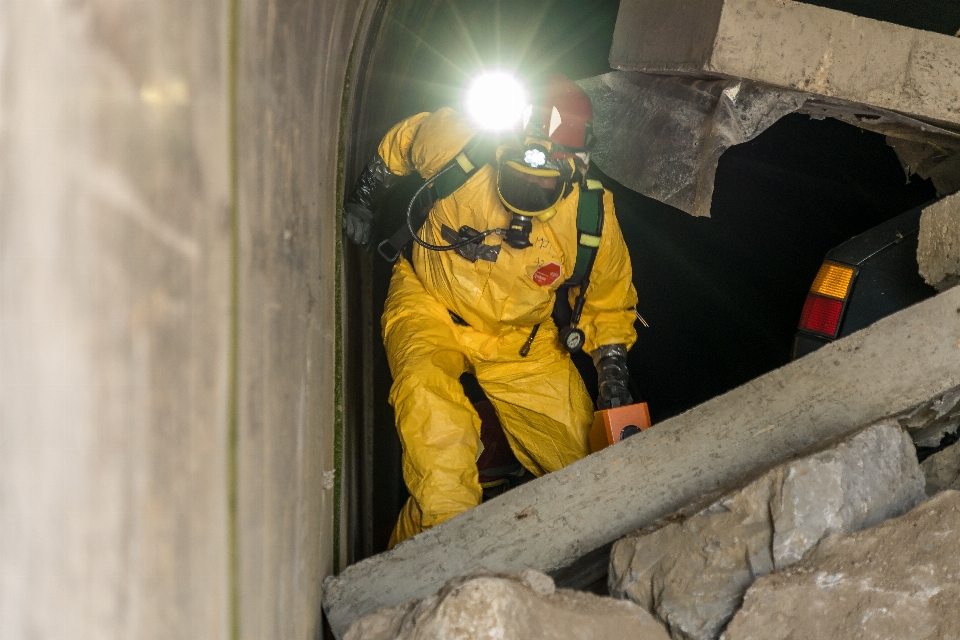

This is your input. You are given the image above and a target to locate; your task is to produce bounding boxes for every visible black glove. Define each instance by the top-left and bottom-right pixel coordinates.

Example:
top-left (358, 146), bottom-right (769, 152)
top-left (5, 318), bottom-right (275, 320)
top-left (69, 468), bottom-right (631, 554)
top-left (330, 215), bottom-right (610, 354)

top-left (342, 155), bottom-right (399, 248)
top-left (594, 344), bottom-right (633, 409)
top-left (343, 202), bottom-right (374, 248)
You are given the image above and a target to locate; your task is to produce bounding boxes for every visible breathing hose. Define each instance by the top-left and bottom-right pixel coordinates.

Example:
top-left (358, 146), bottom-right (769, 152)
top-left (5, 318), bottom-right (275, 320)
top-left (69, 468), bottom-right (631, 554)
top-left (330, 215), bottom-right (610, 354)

top-left (407, 164), bottom-right (507, 252)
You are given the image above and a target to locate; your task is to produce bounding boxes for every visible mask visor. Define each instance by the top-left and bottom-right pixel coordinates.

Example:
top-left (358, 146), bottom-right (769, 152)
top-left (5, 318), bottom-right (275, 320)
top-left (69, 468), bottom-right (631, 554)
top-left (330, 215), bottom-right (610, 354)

top-left (497, 160), bottom-right (563, 218)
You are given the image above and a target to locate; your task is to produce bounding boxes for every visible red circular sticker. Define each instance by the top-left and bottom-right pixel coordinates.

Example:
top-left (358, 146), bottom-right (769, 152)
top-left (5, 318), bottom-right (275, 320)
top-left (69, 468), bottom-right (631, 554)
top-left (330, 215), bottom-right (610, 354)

top-left (532, 262), bottom-right (562, 287)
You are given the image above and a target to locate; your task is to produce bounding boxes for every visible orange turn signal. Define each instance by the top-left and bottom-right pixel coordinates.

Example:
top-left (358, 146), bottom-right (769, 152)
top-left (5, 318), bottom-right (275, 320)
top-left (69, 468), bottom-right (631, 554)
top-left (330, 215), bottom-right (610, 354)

top-left (810, 262), bottom-right (855, 300)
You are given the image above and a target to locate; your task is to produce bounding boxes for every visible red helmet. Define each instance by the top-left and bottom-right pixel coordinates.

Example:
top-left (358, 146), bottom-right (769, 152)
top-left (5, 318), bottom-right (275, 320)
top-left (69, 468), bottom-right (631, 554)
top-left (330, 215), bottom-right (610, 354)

top-left (523, 74), bottom-right (595, 152)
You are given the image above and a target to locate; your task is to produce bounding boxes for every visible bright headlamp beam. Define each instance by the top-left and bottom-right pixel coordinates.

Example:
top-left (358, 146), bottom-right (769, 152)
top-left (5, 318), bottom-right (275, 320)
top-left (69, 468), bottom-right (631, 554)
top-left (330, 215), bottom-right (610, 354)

top-left (464, 71), bottom-right (527, 132)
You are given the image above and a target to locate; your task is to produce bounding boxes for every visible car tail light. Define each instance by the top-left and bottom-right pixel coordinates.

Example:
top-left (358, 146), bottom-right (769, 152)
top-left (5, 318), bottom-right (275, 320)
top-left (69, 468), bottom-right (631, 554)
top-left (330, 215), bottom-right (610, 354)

top-left (810, 263), bottom-right (855, 299)
top-left (799, 295), bottom-right (844, 335)
top-left (798, 262), bottom-right (856, 338)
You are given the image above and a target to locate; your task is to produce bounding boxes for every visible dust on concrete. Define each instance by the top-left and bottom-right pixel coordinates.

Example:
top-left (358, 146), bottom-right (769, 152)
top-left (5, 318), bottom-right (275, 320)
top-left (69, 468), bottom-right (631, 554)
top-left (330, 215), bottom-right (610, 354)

top-left (722, 491), bottom-right (960, 640)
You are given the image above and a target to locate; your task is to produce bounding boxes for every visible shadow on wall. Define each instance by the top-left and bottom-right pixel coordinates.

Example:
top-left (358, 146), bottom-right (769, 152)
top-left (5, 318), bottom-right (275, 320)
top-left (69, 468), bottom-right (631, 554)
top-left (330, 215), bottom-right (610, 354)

top-left (346, 0), bottom-right (944, 558)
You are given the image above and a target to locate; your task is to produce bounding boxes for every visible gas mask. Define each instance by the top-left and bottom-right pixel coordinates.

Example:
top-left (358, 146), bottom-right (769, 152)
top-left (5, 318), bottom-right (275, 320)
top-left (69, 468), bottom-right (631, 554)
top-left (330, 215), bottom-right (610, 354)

top-left (496, 143), bottom-right (576, 249)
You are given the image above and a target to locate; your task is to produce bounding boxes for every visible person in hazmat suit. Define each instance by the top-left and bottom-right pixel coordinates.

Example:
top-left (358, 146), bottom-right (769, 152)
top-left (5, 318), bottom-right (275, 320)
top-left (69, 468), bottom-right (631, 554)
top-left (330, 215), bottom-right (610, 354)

top-left (343, 74), bottom-right (638, 547)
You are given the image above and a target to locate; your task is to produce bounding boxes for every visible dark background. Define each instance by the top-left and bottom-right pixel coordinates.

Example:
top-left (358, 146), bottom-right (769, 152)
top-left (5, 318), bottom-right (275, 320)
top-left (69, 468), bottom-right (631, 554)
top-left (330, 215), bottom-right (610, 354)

top-left (353, 0), bottom-right (958, 555)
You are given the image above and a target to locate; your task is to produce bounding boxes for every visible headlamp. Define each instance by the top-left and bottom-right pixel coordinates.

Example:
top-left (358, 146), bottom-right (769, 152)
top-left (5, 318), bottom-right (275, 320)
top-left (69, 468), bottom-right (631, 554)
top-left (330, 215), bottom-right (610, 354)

top-left (464, 71), bottom-right (527, 132)
top-left (524, 148), bottom-right (546, 168)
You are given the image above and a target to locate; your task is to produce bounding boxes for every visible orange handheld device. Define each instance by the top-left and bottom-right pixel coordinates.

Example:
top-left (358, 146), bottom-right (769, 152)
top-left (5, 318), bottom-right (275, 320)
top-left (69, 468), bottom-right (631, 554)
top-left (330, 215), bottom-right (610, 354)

top-left (589, 402), bottom-right (652, 453)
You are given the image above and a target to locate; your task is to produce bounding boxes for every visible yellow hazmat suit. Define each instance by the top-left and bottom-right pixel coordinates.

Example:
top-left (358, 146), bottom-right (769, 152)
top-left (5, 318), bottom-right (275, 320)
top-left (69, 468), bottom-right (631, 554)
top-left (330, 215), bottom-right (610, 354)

top-left (379, 108), bottom-right (638, 546)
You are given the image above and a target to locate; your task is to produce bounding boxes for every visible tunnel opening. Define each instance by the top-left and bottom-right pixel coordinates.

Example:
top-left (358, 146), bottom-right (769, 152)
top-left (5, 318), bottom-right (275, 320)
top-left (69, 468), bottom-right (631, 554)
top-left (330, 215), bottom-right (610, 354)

top-left (341, 0), bottom-right (948, 562)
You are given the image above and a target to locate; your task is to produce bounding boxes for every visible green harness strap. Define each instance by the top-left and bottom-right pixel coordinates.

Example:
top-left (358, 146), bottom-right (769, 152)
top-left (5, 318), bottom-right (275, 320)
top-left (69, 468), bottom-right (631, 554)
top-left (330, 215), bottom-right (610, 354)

top-left (570, 178), bottom-right (605, 285)
top-left (555, 179), bottom-right (605, 354)
top-left (430, 150), bottom-right (482, 199)
top-left (428, 135), bottom-right (495, 199)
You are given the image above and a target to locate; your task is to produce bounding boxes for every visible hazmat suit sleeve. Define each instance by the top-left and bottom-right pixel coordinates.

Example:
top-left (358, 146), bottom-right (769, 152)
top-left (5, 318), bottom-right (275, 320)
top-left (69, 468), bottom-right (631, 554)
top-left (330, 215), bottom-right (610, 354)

top-left (378, 107), bottom-right (477, 180)
top-left (570, 188), bottom-right (638, 353)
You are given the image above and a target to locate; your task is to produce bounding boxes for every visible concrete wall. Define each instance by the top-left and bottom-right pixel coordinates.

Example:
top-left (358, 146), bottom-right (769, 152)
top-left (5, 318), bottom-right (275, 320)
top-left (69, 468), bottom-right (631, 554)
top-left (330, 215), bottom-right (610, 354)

top-left (0, 0), bottom-right (374, 637)
top-left (236, 0), bottom-right (376, 636)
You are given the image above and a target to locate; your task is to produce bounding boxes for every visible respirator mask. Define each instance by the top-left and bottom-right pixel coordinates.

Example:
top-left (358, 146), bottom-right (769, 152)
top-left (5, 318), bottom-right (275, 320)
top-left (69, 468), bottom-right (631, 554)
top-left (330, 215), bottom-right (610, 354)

top-left (496, 143), bottom-right (575, 249)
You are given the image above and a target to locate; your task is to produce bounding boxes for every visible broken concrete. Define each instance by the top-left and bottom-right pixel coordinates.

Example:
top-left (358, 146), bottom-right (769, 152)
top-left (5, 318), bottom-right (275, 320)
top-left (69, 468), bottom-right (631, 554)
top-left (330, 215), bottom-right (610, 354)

top-left (343, 570), bottom-right (671, 640)
top-left (888, 138), bottom-right (960, 198)
top-left (921, 442), bottom-right (960, 496)
top-left (608, 420), bottom-right (924, 640)
top-left (611, 0), bottom-right (960, 129)
top-left (594, 0), bottom-right (960, 213)
top-left (722, 490), bottom-right (960, 640)
top-left (895, 386), bottom-right (960, 448)
top-left (322, 286), bottom-right (960, 637)
top-left (918, 191), bottom-right (960, 291)
top-left (582, 70), bottom-right (960, 216)
top-left (579, 72), bottom-right (807, 217)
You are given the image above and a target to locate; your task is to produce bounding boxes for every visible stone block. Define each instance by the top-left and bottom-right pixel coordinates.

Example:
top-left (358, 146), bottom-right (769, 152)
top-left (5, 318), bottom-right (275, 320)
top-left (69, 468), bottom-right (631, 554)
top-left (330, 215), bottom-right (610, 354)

top-left (921, 441), bottom-right (960, 496)
top-left (609, 420), bottom-right (924, 640)
top-left (918, 191), bottom-right (960, 291)
top-left (343, 570), bottom-right (671, 640)
top-left (722, 491), bottom-right (960, 640)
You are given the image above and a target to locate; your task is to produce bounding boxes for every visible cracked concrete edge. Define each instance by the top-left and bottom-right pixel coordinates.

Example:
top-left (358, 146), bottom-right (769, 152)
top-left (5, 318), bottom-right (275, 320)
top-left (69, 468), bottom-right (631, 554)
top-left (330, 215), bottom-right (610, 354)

top-left (611, 0), bottom-right (960, 130)
top-left (918, 191), bottom-right (960, 291)
top-left (322, 286), bottom-right (960, 638)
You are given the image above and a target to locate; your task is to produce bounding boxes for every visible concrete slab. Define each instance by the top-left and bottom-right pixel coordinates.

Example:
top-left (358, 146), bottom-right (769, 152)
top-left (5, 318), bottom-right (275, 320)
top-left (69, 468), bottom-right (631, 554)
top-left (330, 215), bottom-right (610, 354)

top-left (610, 0), bottom-right (960, 129)
top-left (322, 286), bottom-right (960, 637)
top-left (581, 69), bottom-right (960, 217)
top-left (918, 191), bottom-right (960, 291)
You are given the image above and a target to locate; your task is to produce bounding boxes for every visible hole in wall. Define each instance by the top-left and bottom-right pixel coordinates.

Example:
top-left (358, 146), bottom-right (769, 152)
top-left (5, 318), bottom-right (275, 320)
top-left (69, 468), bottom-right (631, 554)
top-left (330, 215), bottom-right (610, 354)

top-left (343, 0), bottom-right (946, 563)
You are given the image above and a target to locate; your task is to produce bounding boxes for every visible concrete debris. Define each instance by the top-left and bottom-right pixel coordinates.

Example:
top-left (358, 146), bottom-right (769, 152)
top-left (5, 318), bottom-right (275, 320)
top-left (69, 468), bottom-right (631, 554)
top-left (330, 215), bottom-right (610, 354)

top-left (895, 386), bottom-right (960, 448)
top-left (920, 441), bottom-right (960, 496)
top-left (888, 138), bottom-right (960, 199)
top-left (608, 420), bottom-right (924, 640)
top-left (579, 72), bottom-right (806, 217)
top-left (579, 71), bottom-right (960, 220)
top-left (918, 191), bottom-right (960, 292)
top-left (322, 288), bottom-right (960, 636)
top-left (343, 570), bottom-right (671, 640)
top-left (721, 491), bottom-right (960, 640)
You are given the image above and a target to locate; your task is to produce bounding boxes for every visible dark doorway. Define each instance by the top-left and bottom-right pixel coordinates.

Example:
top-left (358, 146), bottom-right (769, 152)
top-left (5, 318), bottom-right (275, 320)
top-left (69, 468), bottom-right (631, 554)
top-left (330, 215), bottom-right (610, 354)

top-left (346, 0), bottom-right (942, 558)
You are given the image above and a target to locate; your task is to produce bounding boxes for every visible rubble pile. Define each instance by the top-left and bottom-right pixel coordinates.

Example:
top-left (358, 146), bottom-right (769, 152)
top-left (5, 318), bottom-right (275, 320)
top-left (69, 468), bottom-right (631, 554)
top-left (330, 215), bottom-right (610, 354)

top-left (721, 491), bottom-right (960, 640)
top-left (343, 569), bottom-right (670, 640)
top-left (342, 421), bottom-right (944, 639)
top-left (607, 420), bottom-right (924, 640)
